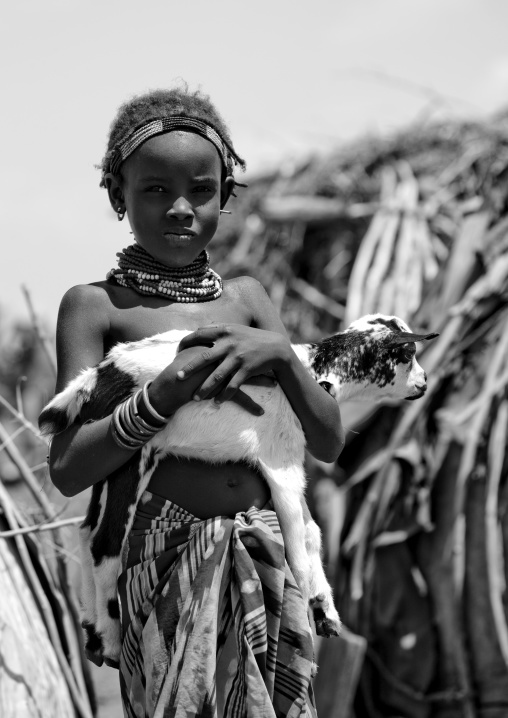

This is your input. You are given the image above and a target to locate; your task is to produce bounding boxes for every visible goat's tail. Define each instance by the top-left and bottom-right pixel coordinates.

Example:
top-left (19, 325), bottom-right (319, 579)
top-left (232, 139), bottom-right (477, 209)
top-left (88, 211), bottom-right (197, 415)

top-left (39, 366), bottom-right (99, 437)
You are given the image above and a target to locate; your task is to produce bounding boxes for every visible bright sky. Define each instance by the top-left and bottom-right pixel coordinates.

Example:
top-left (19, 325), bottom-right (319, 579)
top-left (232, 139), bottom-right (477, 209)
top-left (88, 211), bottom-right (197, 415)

top-left (2, 0), bottom-right (508, 326)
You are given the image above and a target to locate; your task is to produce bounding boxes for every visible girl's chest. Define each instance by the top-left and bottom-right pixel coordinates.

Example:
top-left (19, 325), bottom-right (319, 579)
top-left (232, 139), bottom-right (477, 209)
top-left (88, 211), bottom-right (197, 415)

top-left (106, 290), bottom-right (252, 348)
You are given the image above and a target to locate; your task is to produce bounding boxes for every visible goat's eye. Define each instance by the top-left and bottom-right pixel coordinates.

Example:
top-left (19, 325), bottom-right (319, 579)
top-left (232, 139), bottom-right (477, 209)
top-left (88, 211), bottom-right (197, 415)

top-left (395, 343), bottom-right (416, 363)
top-left (319, 381), bottom-right (333, 394)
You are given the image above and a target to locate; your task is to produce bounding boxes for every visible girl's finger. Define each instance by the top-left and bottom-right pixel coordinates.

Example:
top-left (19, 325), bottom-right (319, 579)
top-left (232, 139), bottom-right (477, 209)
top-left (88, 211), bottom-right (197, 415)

top-left (213, 369), bottom-right (250, 404)
top-left (178, 324), bottom-right (229, 351)
top-left (230, 390), bottom-right (264, 416)
top-left (243, 374), bottom-right (277, 387)
top-left (176, 347), bottom-right (224, 380)
top-left (192, 358), bottom-right (240, 399)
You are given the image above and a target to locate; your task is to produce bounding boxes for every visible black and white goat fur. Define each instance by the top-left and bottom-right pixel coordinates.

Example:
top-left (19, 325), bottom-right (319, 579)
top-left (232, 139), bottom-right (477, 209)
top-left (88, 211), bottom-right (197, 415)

top-left (39, 314), bottom-right (437, 668)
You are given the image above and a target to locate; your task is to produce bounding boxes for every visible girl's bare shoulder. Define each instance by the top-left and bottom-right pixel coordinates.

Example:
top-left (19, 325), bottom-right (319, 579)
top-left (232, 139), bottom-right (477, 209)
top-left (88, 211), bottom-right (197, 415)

top-left (59, 280), bottom-right (114, 313)
top-left (57, 282), bottom-right (119, 338)
top-left (55, 282), bottom-right (114, 390)
top-left (223, 276), bottom-right (287, 334)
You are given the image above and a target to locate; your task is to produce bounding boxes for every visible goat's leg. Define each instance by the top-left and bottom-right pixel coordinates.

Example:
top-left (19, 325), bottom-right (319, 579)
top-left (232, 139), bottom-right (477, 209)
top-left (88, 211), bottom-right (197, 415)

top-left (258, 461), bottom-right (311, 604)
top-left (88, 480), bottom-right (122, 667)
top-left (92, 555), bottom-right (122, 667)
top-left (78, 524), bottom-right (105, 665)
top-left (302, 499), bottom-right (341, 637)
top-left (90, 446), bottom-right (162, 667)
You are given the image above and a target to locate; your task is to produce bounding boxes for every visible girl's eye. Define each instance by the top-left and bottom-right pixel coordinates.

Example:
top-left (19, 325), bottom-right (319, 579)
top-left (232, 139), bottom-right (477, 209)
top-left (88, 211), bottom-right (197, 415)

top-left (146, 185), bottom-right (165, 193)
top-left (193, 185), bottom-right (214, 193)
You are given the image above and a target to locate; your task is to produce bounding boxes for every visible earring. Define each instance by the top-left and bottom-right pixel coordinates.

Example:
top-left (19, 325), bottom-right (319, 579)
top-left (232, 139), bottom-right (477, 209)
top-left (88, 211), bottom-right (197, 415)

top-left (117, 206), bottom-right (126, 221)
top-left (219, 209), bottom-right (231, 215)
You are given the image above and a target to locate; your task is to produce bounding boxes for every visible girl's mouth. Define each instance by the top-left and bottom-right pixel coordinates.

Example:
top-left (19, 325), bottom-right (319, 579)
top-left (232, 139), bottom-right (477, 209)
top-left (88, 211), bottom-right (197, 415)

top-left (163, 232), bottom-right (195, 242)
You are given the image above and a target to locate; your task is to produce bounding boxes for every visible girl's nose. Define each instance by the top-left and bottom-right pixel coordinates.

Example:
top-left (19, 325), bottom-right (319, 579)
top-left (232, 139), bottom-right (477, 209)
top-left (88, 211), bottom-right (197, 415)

top-left (167, 197), bottom-right (193, 220)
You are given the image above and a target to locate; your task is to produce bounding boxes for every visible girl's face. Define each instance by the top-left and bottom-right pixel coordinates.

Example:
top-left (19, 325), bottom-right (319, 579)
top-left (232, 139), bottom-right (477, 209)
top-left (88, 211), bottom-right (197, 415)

top-left (114, 131), bottom-right (232, 268)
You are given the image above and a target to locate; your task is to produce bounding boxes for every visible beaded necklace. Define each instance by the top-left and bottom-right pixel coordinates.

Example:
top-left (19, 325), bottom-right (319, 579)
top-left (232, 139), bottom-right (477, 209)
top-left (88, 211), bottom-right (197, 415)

top-left (107, 244), bottom-right (223, 302)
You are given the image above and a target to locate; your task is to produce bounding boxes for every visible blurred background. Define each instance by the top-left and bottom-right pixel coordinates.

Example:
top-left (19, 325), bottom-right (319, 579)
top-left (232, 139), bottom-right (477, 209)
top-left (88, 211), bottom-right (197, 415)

top-left (2, 0), bottom-right (508, 325)
top-left (2, 2), bottom-right (508, 717)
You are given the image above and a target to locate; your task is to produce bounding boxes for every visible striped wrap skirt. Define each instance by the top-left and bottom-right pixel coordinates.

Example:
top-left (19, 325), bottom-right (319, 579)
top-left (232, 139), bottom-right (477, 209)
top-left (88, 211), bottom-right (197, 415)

top-left (118, 489), bottom-right (317, 718)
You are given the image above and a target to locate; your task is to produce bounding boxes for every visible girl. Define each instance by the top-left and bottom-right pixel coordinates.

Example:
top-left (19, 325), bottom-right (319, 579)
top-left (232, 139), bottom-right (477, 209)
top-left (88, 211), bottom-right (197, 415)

top-left (47, 86), bottom-right (344, 717)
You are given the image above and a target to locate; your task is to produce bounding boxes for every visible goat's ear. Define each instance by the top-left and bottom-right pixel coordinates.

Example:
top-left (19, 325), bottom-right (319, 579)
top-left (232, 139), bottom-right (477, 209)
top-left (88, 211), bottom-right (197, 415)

top-left (387, 331), bottom-right (439, 346)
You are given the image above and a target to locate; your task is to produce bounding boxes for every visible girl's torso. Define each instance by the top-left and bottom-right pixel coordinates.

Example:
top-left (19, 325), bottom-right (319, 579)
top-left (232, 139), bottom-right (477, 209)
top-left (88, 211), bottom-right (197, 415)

top-left (95, 277), bottom-right (271, 519)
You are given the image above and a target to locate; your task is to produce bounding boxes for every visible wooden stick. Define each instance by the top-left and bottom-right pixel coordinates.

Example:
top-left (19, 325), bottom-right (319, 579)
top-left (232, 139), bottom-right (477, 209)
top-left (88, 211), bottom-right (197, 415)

top-left (21, 284), bottom-right (57, 377)
top-left (0, 420), bottom-right (55, 517)
top-left (228, 213), bottom-right (265, 266)
top-left (485, 399), bottom-right (508, 669)
top-left (0, 394), bottom-right (46, 443)
top-left (0, 424), bottom-right (26, 454)
top-left (436, 364), bottom-right (508, 432)
top-left (452, 320), bottom-right (508, 595)
top-left (15, 376), bottom-right (26, 416)
top-left (314, 625), bottom-right (367, 718)
top-left (40, 535), bottom-right (82, 564)
top-left (0, 515), bottom-right (85, 539)
top-left (362, 204), bottom-right (399, 313)
top-left (259, 195), bottom-right (347, 224)
top-left (344, 164), bottom-right (397, 324)
top-left (344, 208), bottom-right (386, 324)
top-left (290, 277), bottom-right (344, 321)
top-left (30, 461), bottom-right (48, 472)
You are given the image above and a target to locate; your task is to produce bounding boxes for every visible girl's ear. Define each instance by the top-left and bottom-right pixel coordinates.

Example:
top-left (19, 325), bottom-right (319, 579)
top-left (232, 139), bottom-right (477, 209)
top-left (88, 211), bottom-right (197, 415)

top-left (103, 172), bottom-right (125, 212)
top-left (220, 176), bottom-right (235, 209)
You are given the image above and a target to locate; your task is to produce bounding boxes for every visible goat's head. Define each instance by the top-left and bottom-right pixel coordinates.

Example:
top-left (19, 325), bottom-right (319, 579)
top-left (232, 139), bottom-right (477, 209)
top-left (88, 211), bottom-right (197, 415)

top-left (309, 314), bottom-right (438, 402)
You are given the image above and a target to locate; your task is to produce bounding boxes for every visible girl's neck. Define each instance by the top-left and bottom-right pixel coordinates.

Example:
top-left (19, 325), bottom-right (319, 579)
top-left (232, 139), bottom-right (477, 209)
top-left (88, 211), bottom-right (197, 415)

top-left (107, 244), bottom-right (223, 303)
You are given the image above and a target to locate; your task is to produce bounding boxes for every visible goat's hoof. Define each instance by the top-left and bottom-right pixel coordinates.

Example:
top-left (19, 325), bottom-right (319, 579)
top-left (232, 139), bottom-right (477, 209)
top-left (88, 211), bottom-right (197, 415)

top-left (82, 621), bottom-right (105, 664)
top-left (310, 594), bottom-right (341, 637)
top-left (104, 656), bottom-right (120, 669)
top-left (84, 647), bottom-right (104, 667)
top-left (314, 614), bottom-right (341, 637)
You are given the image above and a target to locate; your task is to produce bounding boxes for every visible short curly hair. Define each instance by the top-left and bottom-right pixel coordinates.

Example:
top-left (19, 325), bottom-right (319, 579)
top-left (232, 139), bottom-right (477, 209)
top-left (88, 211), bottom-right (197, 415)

top-left (99, 86), bottom-right (246, 186)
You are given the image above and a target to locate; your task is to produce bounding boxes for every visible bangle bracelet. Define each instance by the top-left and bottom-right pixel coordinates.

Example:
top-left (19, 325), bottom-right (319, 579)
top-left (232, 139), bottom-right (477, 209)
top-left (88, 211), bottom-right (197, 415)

top-left (110, 389), bottom-right (169, 451)
top-left (118, 402), bottom-right (146, 442)
top-left (130, 390), bottom-right (163, 432)
top-left (122, 395), bottom-right (157, 438)
top-left (111, 404), bottom-right (145, 450)
top-left (140, 381), bottom-right (171, 425)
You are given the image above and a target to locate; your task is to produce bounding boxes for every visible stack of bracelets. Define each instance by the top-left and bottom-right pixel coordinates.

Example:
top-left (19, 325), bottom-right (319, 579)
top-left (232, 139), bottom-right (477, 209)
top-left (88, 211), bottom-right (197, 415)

top-left (110, 381), bottom-right (169, 450)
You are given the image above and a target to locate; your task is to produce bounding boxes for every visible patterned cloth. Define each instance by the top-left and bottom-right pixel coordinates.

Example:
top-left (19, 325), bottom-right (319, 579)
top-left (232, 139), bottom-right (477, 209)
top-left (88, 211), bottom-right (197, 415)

top-left (118, 490), bottom-right (317, 718)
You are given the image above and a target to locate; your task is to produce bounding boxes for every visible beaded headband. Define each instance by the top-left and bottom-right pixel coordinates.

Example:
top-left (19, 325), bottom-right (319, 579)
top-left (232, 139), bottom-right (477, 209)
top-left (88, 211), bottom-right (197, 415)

top-left (108, 117), bottom-right (233, 177)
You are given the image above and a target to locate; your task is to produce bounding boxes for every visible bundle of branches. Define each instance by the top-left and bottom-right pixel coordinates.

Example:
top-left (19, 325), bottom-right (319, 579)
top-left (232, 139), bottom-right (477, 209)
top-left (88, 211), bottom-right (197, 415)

top-left (0, 475), bottom-right (92, 717)
top-left (213, 118), bottom-right (508, 340)
top-left (211, 116), bottom-right (508, 717)
top-left (337, 227), bottom-right (508, 718)
top-left (0, 330), bottom-right (93, 716)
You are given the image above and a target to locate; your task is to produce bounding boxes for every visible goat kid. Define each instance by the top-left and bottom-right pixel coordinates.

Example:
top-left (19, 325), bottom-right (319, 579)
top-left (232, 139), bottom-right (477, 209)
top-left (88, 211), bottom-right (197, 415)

top-left (40, 314), bottom-right (437, 667)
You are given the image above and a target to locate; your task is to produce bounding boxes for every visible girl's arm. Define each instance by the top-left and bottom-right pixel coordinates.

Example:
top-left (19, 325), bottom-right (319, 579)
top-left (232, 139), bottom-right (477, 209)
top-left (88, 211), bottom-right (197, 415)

top-left (177, 278), bottom-right (345, 463)
top-left (47, 285), bottom-right (244, 497)
top-left (48, 284), bottom-right (126, 496)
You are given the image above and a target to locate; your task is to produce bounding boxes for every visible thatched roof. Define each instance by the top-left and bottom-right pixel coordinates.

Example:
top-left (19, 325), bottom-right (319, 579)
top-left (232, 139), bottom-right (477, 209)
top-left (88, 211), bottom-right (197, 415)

top-left (214, 117), bottom-right (508, 337)
top-left (213, 116), bottom-right (508, 716)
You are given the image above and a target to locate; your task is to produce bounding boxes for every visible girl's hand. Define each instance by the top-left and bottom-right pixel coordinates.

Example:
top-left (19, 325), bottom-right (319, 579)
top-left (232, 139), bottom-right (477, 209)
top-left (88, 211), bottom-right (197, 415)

top-left (176, 324), bottom-right (291, 403)
top-left (149, 343), bottom-right (267, 416)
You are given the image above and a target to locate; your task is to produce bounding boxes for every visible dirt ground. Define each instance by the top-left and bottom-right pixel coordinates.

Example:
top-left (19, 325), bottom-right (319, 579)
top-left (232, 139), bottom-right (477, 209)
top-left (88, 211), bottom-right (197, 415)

top-left (89, 662), bottom-right (123, 718)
